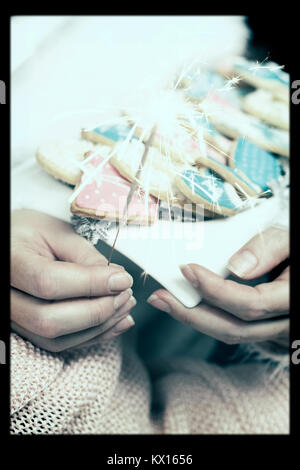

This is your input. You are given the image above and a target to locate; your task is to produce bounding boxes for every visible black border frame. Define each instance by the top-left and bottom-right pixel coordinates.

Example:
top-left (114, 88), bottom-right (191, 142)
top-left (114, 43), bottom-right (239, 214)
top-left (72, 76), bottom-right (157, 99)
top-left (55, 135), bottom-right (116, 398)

top-left (1, 8), bottom-right (299, 460)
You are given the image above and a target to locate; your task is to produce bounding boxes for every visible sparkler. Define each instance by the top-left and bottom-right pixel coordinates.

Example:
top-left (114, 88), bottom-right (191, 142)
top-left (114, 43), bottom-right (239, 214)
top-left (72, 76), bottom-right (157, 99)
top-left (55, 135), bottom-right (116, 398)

top-left (107, 124), bottom-right (158, 265)
top-left (248, 59), bottom-right (285, 73)
top-left (69, 61), bottom-right (241, 211)
top-left (69, 55), bottom-right (287, 262)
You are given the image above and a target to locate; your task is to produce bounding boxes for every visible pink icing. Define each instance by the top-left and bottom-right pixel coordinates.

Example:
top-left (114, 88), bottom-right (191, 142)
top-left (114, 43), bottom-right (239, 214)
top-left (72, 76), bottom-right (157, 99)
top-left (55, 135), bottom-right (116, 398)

top-left (205, 91), bottom-right (238, 111)
top-left (76, 153), bottom-right (158, 222)
top-left (154, 129), bottom-right (227, 165)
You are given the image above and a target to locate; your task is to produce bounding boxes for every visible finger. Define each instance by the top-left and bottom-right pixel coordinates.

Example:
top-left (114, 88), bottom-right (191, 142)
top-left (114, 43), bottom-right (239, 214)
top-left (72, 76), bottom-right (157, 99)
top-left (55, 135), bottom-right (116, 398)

top-left (14, 210), bottom-right (110, 267)
top-left (11, 287), bottom-right (136, 338)
top-left (226, 226), bottom-right (289, 279)
top-left (11, 253), bottom-right (133, 300)
top-left (147, 289), bottom-right (289, 344)
top-left (11, 299), bottom-right (136, 352)
top-left (179, 264), bottom-right (289, 321)
top-left (74, 315), bottom-right (135, 349)
top-left (47, 223), bottom-right (110, 267)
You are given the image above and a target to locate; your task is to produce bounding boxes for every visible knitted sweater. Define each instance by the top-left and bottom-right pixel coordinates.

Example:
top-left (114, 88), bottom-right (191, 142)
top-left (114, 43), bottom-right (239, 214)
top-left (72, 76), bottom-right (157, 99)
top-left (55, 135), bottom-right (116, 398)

top-left (10, 330), bottom-right (289, 434)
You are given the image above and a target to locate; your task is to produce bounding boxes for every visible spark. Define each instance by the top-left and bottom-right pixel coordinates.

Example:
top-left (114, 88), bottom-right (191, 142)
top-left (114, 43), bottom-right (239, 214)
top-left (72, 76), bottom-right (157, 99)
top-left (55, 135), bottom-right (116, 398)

top-left (248, 56), bottom-right (270, 70)
top-left (107, 124), bottom-right (157, 265)
top-left (248, 57), bottom-right (285, 73)
top-left (173, 58), bottom-right (208, 91)
top-left (140, 270), bottom-right (149, 285)
top-left (220, 74), bottom-right (242, 90)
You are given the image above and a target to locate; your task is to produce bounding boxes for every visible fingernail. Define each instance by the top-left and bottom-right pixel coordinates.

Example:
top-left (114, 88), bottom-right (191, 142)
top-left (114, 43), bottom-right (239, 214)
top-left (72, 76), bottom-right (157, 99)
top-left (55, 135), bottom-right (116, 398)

top-left (115, 296), bottom-right (136, 316)
top-left (147, 294), bottom-right (171, 313)
top-left (227, 249), bottom-right (258, 277)
top-left (110, 263), bottom-right (125, 270)
top-left (179, 264), bottom-right (199, 288)
top-left (108, 272), bottom-right (133, 291)
top-left (112, 314), bottom-right (135, 333)
top-left (114, 289), bottom-right (132, 310)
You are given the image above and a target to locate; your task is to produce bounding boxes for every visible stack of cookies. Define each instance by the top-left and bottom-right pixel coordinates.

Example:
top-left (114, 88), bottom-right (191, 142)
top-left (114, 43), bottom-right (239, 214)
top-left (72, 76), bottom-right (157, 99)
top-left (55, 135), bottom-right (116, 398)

top-left (36, 56), bottom-right (289, 225)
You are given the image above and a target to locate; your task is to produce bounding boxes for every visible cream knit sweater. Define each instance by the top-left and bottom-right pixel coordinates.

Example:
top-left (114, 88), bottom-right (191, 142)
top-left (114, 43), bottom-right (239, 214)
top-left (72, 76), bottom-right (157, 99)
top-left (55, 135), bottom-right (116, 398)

top-left (10, 330), bottom-right (289, 434)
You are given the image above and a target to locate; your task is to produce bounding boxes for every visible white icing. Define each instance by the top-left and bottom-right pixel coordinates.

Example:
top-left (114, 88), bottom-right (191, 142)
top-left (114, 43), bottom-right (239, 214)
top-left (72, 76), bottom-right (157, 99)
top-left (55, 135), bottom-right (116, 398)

top-left (243, 89), bottom-right (289, 129)
top-left (114, 140), bottom-right (185, 197)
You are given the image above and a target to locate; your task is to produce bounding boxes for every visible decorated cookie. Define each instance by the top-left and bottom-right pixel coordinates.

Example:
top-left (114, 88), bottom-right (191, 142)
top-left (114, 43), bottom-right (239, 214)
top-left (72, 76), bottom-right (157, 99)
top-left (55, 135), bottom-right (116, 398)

top-left (199, 91), bottom-right (289, 157)
top-left (181, 69), bottom-right (228, 101)
top-left (71, 150), bottom-right (158, 225)
top-left (194, 150), bottom-right (262, 198)
top-left (177, 68), bottom-right (223, 89)
top-left (132, 120), bottom-right (229, 167)
top-left (229, 56), bottom-right (289, 104)
top-left (175, 167), bottom-right (244, 216)
top-left (228, 137), bottom-right (284, 192)
top-left (189, 112), bottom-right (233, 157)
top-left (131, 124), bottom-right (198, 165)
top-left (242, 89), bottom-right (289, 130)
top-left (110, 140), bottom-right (189, 207)
top-left (81, 121), bottom-right (137, 147)
top-left (181, 68), bottom-right (246, 109)
top-left (36, 139), bottom-right (101, 186)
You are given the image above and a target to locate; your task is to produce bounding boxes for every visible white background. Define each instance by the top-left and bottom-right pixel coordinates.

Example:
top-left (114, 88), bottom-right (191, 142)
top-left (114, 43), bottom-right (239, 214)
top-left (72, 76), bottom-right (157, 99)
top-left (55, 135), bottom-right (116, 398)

top-left (11, 15), bottom-right (249, 167)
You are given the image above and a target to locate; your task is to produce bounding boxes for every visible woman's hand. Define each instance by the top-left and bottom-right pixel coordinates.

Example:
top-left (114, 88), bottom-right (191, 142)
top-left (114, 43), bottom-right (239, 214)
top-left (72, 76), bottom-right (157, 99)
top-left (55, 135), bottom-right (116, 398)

top-left (11, 209), bottom-right (136, 352)
top-left (147, 226), bottom-right (289, 348)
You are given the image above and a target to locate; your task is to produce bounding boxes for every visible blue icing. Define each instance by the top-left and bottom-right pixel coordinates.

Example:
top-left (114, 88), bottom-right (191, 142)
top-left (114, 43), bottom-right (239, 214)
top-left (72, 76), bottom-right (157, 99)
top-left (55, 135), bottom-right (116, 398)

top-left (234, 138), bottom-right (283, 191)
top-left (187, 70), bottom-right (225, 88)
top-left (193, 114), bottom-right (221, 137)
top-left (186, 70), bottom-right (244, 107)
top-left (224, 88), bottom-right (244, 108)
top-left (181, 168), bottom-right (240, 210)
top-left (204, 154), bottom-right (259, 193)
top-left (234, 61), bottom-right (289, 86)
top-left (188, 71), bottom-right (225, 98)
top-left (93, 123), bottom-right (137, 142)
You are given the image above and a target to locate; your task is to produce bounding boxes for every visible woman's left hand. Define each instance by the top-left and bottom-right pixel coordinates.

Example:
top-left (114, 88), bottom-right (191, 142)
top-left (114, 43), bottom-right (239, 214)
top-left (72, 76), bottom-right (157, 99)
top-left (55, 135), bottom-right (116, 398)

top-left (147, 227), bottom-right (289, 347)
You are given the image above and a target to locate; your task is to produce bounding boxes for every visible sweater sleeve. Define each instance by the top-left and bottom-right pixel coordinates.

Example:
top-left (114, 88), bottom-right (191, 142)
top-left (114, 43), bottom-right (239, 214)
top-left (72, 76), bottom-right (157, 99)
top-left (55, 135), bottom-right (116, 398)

top-left (240, 340), bottom-right (289, 370)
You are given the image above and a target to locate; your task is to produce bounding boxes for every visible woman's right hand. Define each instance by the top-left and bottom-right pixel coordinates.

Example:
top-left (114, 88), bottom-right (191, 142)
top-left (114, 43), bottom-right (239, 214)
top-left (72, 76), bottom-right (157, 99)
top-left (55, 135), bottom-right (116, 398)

top-left (11, 209), bottom-right (136, 352)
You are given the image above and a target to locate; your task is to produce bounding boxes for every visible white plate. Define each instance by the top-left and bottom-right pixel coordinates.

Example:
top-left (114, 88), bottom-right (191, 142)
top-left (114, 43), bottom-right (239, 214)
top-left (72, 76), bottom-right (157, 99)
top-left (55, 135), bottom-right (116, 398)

top-left (12, 158), bottom-right (280, 307)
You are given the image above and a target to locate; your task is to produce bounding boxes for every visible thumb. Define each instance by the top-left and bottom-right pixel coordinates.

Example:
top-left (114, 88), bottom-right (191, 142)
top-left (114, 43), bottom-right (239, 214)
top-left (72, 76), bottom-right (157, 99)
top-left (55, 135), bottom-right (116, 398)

top-left (46, 218), bottom-right (123, 269)
top-left (227, 226), bottom-right (289, 280)
top-left (11, 215), bottom-right (132, 299)
top-left (49, 222), bottom-right (108, 267)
